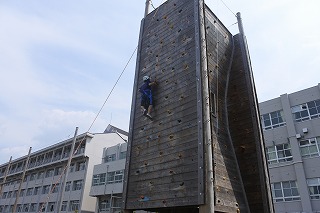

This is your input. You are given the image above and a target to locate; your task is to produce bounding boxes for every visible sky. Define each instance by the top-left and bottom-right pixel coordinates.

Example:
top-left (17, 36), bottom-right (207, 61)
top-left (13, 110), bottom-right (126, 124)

top-left (0, 0), bottom-right (319, 164)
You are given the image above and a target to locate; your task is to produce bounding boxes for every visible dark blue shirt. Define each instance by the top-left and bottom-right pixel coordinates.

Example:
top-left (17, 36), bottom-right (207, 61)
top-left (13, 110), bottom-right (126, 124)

top-left (139, 79), bottom-right (151, 92)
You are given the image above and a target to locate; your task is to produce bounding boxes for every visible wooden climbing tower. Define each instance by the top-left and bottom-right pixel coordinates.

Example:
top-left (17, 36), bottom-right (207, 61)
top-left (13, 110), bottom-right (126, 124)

top-left (123, 0), bottom-right (274, 212)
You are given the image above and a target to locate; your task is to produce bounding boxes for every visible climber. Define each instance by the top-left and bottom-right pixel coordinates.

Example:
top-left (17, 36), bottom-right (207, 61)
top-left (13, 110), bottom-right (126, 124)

top-left (139, 75), bottom-right (157, 119)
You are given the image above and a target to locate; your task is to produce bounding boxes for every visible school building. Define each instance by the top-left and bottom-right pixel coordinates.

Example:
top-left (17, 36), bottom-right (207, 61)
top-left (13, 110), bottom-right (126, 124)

top-left (259, 83), bottom-right (320, 213)
top-left (0, 125), bottom-right (128, 213)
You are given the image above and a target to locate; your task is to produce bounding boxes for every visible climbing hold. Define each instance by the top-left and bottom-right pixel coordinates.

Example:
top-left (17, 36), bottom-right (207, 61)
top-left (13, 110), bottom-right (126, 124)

top-left (139, 196), bottom-right (150, 202)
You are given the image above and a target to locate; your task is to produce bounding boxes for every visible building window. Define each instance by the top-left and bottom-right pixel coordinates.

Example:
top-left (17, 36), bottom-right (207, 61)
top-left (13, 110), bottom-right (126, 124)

top-left (13, 190), bottom-right (17, 198)
top-left (113, 197), bottom-right (122, 208)
top-left (52, 183), bottom-right (60, 193)
top-left (34, 187), bottom-right (40, 195)
top-left (4, 205), bottom-right (9, 213)
top-left (92, 173), bottom-right (106, 186)
top-left (37, 171), bottom-right (44, 179)
top-left (69, 200), bottom-right (80, 211)
top-left (69, 163), bottom-right (75, 173)
top-left (2, 192), bottom-right (7, 199)
top-left (115, 170), bottom-right (124, 183)
top-left (17, 204), bottom-right (22, 212)
top-left (307, 177), bottom-right (320, 199)
top-left (26, 188), bottom-right (33, 196)
top-left (65, 181), bottom-right (71, 191)
top-left (266, 143), bottom-right (293, 164)
top-left (45, 169), bottom-right (54, 178)
top-left (99, 200), bottom-right (110, 211)
top-left (61, 201), bottom-right (67, 212)
top-left (19, 189), bottom-right (25, 197)
top-left (292, 99), bottom-right (320, 122)
top-left (30, 173), bottom-right (36, 181)
top-left (7, 191), bottom-right (12, 198)
top-left (23, 204), bottom-right (29, 212)
top-left (54, 167), bottom-right (62, 176)
top-left (42, 185), bottom-right (50, 194)
top-left (76, 161), bottom-right (86, 171)
top-left (47, 202), bottom-right (55, 212)
top-left (299, 137), bottom-right (320, 158)
top-left (107, 170), bottom-right (124, 184)
top-left (261, 110), bottom-right (286, 130)
top-left (72, 180), bottom-right (83, 191)
top-left (271, 180), bottom-right (300, 202)
top-left (104, 154), bottom-right (116, 163)
top-left (119, 151), bottom-right (127, 159)
top-left (24, 174), bottom-right (29, 182)
top-left (30, 203), bottom-right (37, 212)
top-left (38, 203), bottom-right (45, 212)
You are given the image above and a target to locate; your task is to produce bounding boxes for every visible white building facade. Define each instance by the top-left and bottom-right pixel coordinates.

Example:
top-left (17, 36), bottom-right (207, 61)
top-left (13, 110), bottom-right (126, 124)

top-left (89, 143), bottom-right (127, 213)
top-left (259, 84), bottom-right (320, 213)
top-left (0, 125), bottom-right (127, 213)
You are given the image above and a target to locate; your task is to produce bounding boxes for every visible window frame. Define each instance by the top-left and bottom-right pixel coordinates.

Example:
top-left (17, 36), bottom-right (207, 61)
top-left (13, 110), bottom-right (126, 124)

top-left (307, 177), bottom-right (320, 200)
top-left (299, 137), bottom-right (320, 158)
top-left (261, 110), bottom-right (286, 130)
top-left (292, 99), bottom-right (320, 122)
top-left (266, 143), bottom-right (293, 164)
top-left (271, 180), bottom-right (300, 202)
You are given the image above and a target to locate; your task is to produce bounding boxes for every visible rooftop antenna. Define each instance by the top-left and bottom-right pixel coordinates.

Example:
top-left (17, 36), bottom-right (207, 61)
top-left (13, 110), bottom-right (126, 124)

top-left (144, 0), bottom-right (151, 17)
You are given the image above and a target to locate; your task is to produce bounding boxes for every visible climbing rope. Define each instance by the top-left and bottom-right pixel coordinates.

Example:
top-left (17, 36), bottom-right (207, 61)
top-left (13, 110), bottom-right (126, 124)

top-left (219, 0), bottom-right (236, 17)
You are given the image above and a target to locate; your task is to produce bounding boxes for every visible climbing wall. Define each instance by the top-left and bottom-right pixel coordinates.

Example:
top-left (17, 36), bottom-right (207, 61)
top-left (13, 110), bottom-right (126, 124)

top-left (123, 0), bottom-right (203, 210)
top-left (226, 33), bottom-right (274, 213)
top-left (123, 0), bottom-right (274, 212)
top-left (204, 9), bottom-right (249, 212)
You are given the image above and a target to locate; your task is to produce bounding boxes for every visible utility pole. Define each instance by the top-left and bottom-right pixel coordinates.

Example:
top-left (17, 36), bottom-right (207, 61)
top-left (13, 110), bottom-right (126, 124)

top-left (144, 0), bottom-right (150, 17)
top-left (13, 147), bottom-right (32, 213)
top-left (57, 127), bottom-right (78, 213)
top-left (0, 156), bottom-right (12, 196)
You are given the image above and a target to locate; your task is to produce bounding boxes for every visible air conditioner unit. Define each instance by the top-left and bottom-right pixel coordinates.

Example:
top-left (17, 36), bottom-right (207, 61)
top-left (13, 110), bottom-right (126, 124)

top-left (302, 128), bottom-right (308, 133)
top-left (296, 134), bottom-right (302, 139)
